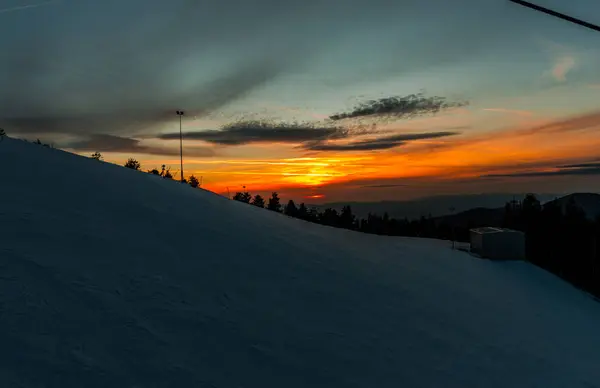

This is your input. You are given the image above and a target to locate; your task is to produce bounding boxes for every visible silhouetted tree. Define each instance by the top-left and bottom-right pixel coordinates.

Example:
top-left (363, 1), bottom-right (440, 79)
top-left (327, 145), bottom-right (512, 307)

top-left (0, 128), bottom-right (5, 138)
top-left (284, 200), bottom-right (298, 217)
top-left (188, 175), bottom-right (199, 188)
top-left (267, 192), bottom-right (282, 212)
top-left (297, 203), bottom-right (309, 220)
top-left (251, 194), bottom-right (265, 208)
top-left (307, 206), bottom-right (319, 222)
top-left (148, 168), bottom-right (160, 175)
top-left (233, 192), bottom-right (252, 203)
top-left (340, 205), bottom-right (356, 230)
top-left (90, 152), bottom-right (103, 161)
top-left (319, 208), bottom-right (340, 227)
top-left (124, 158), bottom-right (141, 170)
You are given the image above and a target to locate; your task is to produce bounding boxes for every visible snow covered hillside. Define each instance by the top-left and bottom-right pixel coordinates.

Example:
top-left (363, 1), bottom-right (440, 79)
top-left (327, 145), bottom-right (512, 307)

top-left (1, 137), bottom-right (599, 387)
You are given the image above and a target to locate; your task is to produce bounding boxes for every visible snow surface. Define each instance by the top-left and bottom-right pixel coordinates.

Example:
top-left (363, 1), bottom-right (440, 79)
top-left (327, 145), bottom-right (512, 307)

top-left (1, 137), bottom-right (600, 387)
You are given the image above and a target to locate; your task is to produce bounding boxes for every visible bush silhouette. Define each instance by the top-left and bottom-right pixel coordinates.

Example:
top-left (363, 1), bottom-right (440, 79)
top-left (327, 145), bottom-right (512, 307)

top-left (91, 152), bottom-right (103, 161)
top-left (188, 175), bottom-right (199, 188)
top-left (124, 158), bottom-right (141, 170)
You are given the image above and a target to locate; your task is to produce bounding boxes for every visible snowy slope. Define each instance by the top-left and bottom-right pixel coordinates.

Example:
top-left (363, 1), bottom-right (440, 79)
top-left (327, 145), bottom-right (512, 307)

top-left (1, 137), bottom-right (599, 388)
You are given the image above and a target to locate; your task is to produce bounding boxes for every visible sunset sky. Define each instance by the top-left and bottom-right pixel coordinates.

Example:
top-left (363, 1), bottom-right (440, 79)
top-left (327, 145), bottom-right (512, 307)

top-left (2, 0), bottom-right (600, 202)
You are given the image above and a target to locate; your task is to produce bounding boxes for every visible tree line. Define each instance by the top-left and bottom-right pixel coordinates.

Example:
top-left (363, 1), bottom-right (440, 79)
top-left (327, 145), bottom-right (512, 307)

top-left (231, 189), bottom-right (464, 239)
top-left (502, 194), bottom-right (600, 299)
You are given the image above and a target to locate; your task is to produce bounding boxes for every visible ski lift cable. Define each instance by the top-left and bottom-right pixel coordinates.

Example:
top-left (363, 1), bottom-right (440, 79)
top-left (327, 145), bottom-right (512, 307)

top-left (508, 0), bottom-right (600, 33)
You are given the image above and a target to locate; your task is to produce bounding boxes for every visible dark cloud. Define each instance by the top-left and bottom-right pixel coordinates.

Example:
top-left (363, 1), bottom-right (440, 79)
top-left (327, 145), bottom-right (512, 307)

top-left (63, 134), bottom-right (215, 157)
top-left (157, 122), bottom-right (459, 152)
top-left (481, 163), bottom-right (600, 178)
top-left (157, 120), bottom-right (349, 145)
top-left (361, 184), bottom-right (409, 188)
top-left (306, 140), bottom-right (405, 151)
top-left (304, 131), bottom-right (460, 152)
top-left (329, 93), bottom-right (468, 121)
top-left (558, 162), bottom-right (600, 169)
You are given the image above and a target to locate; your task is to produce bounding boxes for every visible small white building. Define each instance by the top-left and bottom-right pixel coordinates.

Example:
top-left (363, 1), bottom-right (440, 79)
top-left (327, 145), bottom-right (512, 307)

top-left (470, 227), bottom-right (525, 260)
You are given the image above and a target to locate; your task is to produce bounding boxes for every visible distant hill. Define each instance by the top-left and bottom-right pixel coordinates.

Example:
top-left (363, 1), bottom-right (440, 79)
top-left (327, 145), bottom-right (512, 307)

top-left (546, 193), bottom-right (600, 220)
top-left (431, 193), bottom-right (600, 228)
top-left (314, 193), bottom-right (560, 220)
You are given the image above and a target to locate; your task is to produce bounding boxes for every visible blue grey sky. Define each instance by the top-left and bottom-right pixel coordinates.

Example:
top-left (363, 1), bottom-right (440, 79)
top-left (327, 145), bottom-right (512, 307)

top-left (2, 0), bottom-right (600, 201)
top-left (1, 0), bottom-right (599, 129)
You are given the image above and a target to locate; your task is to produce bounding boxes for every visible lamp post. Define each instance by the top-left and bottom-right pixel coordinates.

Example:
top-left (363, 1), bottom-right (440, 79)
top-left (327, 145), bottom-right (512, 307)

top-left (176, 110), bottom-right (184, 182)
top-left (508, 0), bottom-right (600, 32)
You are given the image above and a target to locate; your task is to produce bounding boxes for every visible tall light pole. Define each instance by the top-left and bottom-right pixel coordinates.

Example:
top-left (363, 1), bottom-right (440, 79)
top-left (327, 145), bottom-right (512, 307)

top-left (508, 0), bottom-right (600, 33)
top-left (176, 110), bottom-right (185, 182)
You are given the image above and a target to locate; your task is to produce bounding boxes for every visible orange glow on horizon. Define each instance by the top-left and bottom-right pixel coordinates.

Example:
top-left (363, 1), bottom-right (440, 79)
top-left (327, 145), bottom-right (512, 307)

top-left (86, 107), bottom-right (600, 198)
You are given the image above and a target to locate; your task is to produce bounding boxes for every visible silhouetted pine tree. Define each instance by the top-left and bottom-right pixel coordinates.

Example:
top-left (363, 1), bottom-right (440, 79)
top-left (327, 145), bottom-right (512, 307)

top-left (297, 203), bottom-right (309, 220)
top-left (340, 205), bottom-right (355, 230)
top-left (267, 192), bottom-right (282, 212)
top-left (251, 194), bottom-right (265, 208)
top-left (319, 208), bottom-right (340, 227)
top-left (284, 200), bottom-right (298, 216)
top-left (90, 152), bottom-right (103, 160)
top-left (233, 192), bottom-right (252, 203)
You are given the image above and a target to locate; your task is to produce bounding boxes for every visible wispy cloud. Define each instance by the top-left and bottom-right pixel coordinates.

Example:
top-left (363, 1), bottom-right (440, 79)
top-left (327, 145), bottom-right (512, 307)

top-left (328, 93), bottom-right (468, 121)
top-left (0, 1), bottom-right (56, 15)
top-left (536, 38), bottom-right (577, 83)
top-left (63, 134), bottom-right (216, 157)
top-left (157, 119), bottom-right (461, 153)
top-left (157, 120), bottom-right (349, 145)
top-left (551, 55), bottom-right (575, 82)
top-left (304, 131), bottom-right (460, 152)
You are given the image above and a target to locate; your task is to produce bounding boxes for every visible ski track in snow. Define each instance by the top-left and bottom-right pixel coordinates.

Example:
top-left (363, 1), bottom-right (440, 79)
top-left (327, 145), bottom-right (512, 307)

top-left (0, 137), bottom-right (599, 387)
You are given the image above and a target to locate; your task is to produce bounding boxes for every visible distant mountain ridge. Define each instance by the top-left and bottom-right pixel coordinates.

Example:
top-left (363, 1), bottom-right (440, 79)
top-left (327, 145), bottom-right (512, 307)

top-left (314, 193), bottom-right (561, 220)
top-left (546, 193), bottom-right (600, 220)
top-left (430, 193), bottom-right (600, 229)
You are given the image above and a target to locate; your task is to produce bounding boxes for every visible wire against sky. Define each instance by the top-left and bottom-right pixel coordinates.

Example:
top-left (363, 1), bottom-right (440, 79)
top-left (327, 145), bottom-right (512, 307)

top-left (508, 0), bottom-right (600, 33)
